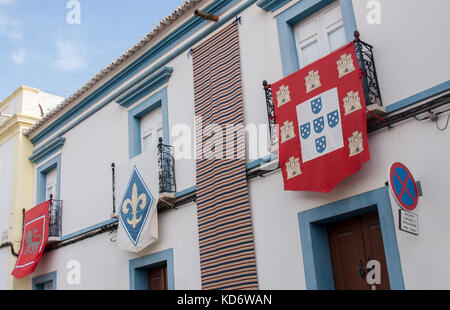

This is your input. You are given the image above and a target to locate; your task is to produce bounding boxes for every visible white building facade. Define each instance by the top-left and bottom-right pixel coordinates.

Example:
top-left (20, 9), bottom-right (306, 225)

top-left (24, 0), bottom-right (450, 290)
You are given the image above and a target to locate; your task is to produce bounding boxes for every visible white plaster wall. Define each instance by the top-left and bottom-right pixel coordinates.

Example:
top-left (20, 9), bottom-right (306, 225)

top-left (239, 5), bottom-right (284, 160)
top-left (249, 117), bottom-right (450, 289)
top-left (33, 202), bottom-right (201, 290)
top-left (60, 102), bottom-right (128, 234)
top-left (352, 0), bottom-right (450, 106)
top-left (166, 49), bottom-right (196, 191)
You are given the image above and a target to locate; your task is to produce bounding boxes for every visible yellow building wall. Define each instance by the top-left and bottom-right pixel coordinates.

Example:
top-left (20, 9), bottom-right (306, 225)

top-left (1, 86), bottom-right (61, 290)
top-left (2, 117), bottom-right (37, 290)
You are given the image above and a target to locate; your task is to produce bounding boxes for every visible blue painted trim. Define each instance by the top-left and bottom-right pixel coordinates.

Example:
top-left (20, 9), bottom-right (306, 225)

top-left (116, 67), bottom-right (173, 108)
top-left (128, 88), bottom-right (169, 159)
top-left (339, 0), bottom-right (357, 44)
top-left (257, 0), bottom-right (292, 12)
top-left (129, 248), bottom-right (175, 290)
top-left (174, 185), bottom-right (196, 199)
top-left (53, 152), bottom-right (279, 242)
top-left (32, 271), bottom-right (57, 290)
top-left (386, 80), bottom-right (450, 113)
top-left (297, 187), bottom-right (405, 290)
top-left (246, 153), bottom-right (278, 170)
top-left (276, 0), bottom-right (357, 76)
top-left (36, 154), bottom-right (61, 204)
top-left (30, 0), bottom-right (253, 146)
top-left (172, 154), bottom-right (280, 199)
top-left (29, 137), bottom-right (65, 164)
top-left (60, 218), bottom-right (118, 242)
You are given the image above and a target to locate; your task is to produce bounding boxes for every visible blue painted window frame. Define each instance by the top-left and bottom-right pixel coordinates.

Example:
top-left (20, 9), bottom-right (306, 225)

top-left (276, 0), bottom-right (357, 76)
top-left (32, 271), bottom-right (57, 290)
top-left (128, 88), bottom-right (170, 159)
top-left (36, 154), bottom-right (61, 204)
top-left (129, 248), bottom-right (174, 290)
top-left (297, 186), bottom-right (405, 290)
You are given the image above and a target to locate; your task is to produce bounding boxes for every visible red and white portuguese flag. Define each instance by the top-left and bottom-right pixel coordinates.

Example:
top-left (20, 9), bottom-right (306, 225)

top-left (272, 42), bottom-right (370, 193)
top-left (12, 201), bottom-right (50, 279)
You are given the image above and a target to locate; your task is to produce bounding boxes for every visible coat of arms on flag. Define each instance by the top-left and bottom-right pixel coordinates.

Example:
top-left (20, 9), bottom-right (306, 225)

top-left (272, 42), bottom-right (370, 193)
top-left (116, 145), bottom-right (159, 252)
top-left (12, 201), bottom-right (50, 279)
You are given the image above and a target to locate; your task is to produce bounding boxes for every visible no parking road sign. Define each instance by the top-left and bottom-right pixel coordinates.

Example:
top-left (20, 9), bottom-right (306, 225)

top-left (389, 162), bottom-right (419, 211)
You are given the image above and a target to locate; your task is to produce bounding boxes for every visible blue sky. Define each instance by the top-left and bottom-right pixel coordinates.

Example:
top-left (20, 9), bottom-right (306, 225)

top-left (0, 0), bottom-right (185, 101)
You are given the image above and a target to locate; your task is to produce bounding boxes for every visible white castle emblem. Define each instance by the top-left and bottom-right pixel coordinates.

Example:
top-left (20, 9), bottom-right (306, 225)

top-left (337, 53), bottom-right (356, 78)
top-left (276, 85), bottom-right (291, 107)
top-left (286, 156), bottom-right (301, 180)
top-left (348, 131), bottom-right (364, 157)
top-left (305, 70), bottom-right (321, 93)
top-left (343, 91), bottom-right (362, 115)
top-left (280, 120), bottom-right (295, 144)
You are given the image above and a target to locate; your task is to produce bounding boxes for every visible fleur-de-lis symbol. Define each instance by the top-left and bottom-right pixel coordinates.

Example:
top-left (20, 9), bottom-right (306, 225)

top-left (122, 183), bottom-right (147, 229)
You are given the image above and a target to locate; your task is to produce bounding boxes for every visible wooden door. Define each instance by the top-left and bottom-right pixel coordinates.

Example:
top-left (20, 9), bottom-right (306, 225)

top-left (327, 212), bottom-right (390, 290)
top-left (148, 265), bottom-right (168, 290)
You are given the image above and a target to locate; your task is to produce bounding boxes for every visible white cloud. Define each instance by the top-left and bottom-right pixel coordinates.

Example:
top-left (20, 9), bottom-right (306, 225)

top-left (9, 48), bottom-right (26, 65)
top-left (0, 0), bottom-right (17, 5)
top-left (6, 29), bottom-right (22, 39)
top-left (0, 13), bottom-right (17, 26)
top-left (0, 12), bottom-right (21, 40)
top-left (55, 40), bottom-right (88, 72)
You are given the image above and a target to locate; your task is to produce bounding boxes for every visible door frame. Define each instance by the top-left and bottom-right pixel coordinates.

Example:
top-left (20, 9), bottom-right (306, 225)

top-left (297, 186), bottom-right (404, 290)
top-left (32, 271), bottom-right (57, 290)
top-left (129, 248), bottom-right (174, 290)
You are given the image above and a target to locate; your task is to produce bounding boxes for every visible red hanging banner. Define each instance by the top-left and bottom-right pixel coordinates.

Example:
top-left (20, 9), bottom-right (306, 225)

top-left (11, 200), bottom-right (50, 279)
top-left (272, 42), bottom-right (370, 193)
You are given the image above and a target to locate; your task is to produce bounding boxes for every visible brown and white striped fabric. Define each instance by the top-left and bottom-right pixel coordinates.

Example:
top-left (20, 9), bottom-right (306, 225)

top-left (192, 21), bottom-right (259, 290)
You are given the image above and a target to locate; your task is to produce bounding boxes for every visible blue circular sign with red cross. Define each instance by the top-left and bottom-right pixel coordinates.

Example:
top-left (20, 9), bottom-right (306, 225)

top-left (389, 162), bottom-right (418, 211)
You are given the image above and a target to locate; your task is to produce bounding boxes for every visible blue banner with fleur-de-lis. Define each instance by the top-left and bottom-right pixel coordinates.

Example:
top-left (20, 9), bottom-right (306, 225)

top-left (116, 145), bottom-right (159, 252)
top-left (120, 167), bottom-right (154, 245)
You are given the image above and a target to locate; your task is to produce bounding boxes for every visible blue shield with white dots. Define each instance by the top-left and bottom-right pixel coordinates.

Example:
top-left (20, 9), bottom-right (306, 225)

top-left (327, 110), bottom-right (340, 128)
top-left (311, 97), bottom-right (322, 114)
top-left (300, 123), bottom-right (311, 139)
top-left (313, 116), bottom-right (325, 134)
top-left (296, 88), bottom-right (344, 163)
top-left (315, 136), bottom-right (327, 153)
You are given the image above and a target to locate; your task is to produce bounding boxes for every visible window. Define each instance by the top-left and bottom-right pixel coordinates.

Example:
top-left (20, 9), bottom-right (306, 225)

top-left (37, 155), bottom-right (61, 204)
top-left (294, 1), bottom-right (346, 67)
top-left (32, 271), bottom-right (57, 290)
top-left (128, 88), bottom-right (168, 159)
top-left (46, 167), bottom-right (57, 200)
top-left (140, 106), bottom-right (163, 153)
top-left (274, 0), bottom-right (357, 76)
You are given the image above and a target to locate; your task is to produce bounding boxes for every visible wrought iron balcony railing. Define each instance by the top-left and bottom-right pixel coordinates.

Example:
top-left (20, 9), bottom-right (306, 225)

top-left (263, 80), bottom-right (278, 150)
top-left (354, 31), bottom-right (383, 107)
top-left (158, 138), bottom-right (176, 194)
top-left (49, 198), bottom-right (63, 239)
top-left (263, 32), bottom-right (383, 147)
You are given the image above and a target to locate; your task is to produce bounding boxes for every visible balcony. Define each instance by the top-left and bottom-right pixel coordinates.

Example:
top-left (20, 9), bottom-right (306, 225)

top-left (157, 138), bottom-right (177, 211)
top-left (158, 137), bottom-right (176, 194)
top-left (263, 32), bottom-right (383, 147)
top-left (48, 198), bottom-right (63, 241)
top-left (354, 31), bottom-right (383, 108)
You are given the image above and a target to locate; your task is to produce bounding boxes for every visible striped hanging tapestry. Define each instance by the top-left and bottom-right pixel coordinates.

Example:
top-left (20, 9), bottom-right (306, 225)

top-left (192, 21), bottom-right (259, 290)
